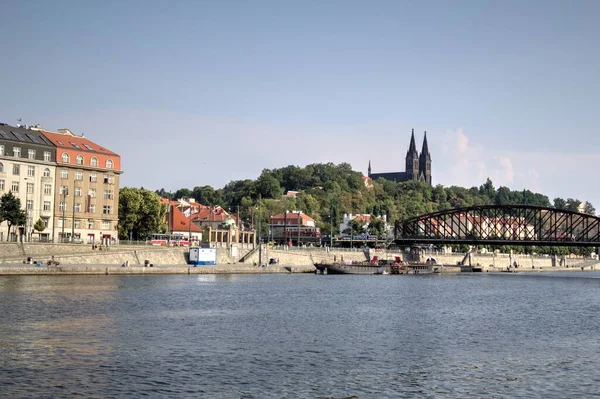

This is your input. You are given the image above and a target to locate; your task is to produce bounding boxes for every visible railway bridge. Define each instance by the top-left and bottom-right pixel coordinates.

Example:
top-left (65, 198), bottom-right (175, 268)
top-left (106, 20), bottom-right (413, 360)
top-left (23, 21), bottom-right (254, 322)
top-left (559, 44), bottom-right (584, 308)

top-left (395, 205), bottom-right (600, 248)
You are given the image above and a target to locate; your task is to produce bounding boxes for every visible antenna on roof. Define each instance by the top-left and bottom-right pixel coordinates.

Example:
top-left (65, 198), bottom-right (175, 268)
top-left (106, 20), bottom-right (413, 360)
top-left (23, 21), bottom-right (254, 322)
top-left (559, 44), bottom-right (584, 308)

top-left (16, 118), bottom-right (22, 128)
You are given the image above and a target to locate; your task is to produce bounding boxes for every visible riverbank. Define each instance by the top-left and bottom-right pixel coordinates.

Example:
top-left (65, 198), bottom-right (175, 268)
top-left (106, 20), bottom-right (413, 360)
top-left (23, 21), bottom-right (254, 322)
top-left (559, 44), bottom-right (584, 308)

top-left (0, 263), bottom-right (317, 275)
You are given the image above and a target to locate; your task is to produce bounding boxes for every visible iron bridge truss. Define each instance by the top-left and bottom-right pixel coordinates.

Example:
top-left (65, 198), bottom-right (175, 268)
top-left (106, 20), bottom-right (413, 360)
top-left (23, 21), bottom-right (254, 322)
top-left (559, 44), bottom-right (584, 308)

top-left (396, 205), bottom-right (600, 247)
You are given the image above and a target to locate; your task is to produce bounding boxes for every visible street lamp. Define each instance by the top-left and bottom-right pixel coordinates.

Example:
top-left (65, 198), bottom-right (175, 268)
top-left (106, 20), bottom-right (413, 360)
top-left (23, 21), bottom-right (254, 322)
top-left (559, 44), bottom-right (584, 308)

top-left (24, 177), bottom-right (32, 242)
top-left (61, 188), bottom-right (68, 243)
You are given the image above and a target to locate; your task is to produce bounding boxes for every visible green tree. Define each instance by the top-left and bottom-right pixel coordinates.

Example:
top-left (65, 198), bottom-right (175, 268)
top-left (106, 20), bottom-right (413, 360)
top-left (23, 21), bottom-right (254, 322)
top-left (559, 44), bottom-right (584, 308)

top-left (566, 198), bottom-right (582, 212)
top-left (118, 188), bottom-right (167, 240)
top-left (553, 197), bottom-right (567, 210)
top-left (33, 218), bottom-right (46, 232)
top-left (583, 201), bottom-right (596, 215)
top-left (368, 216), bottom-right (385, 237)
top-left (0, 192), bottom-right (26, 240)
top-left (254, 171), bottom-right (283, 199)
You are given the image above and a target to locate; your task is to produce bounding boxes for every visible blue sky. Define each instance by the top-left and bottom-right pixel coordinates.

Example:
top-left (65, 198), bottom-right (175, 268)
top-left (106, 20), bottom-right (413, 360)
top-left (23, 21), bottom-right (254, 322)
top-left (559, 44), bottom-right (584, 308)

top-left (1, 1), bottom-right (599, 207)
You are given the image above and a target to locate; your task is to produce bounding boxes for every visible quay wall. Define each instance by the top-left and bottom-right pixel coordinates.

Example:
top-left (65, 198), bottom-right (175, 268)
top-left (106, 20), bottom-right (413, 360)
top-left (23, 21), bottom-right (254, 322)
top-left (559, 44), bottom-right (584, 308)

top-left (1, 243), bottom-right (597, 272)
top-left (0, 264), bottom-right (316, 276)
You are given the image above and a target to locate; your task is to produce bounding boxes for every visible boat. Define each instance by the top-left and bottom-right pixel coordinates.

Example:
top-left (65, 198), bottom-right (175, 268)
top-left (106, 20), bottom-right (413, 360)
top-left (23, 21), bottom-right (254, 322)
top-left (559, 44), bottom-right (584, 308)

top-left (314, 248), bottom-right (443, 275)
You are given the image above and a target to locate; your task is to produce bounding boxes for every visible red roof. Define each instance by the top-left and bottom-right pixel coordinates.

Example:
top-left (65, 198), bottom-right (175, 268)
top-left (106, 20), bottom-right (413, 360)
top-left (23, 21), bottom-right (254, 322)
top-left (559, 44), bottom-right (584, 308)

top-left (269, 212), bottom-right (315, 225)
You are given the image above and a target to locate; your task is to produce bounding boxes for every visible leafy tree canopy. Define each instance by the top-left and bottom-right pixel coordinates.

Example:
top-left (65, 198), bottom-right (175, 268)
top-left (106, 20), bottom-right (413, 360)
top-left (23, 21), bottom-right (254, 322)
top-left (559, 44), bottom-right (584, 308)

top-left (0, 192), bottom-right (26, 240)
top-left (140, 163), bottom-right (593, 237)
top-left (118, 187), bottom-right (167, 240)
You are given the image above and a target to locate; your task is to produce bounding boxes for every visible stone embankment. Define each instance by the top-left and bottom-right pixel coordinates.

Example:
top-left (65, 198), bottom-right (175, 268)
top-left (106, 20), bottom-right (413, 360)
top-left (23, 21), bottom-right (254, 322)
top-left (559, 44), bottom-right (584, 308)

top-left (1, 243), bottom-right (598, 275)
top-left (0, 264), bottom-right (316, 275)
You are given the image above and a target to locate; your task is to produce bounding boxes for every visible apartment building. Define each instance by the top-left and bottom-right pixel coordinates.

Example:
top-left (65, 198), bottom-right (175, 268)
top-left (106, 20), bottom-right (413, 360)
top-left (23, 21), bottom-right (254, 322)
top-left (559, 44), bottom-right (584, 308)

top-left (0, 123), bottom-right (56, 241)
top-left (36, 128), bottom-right (122, 244)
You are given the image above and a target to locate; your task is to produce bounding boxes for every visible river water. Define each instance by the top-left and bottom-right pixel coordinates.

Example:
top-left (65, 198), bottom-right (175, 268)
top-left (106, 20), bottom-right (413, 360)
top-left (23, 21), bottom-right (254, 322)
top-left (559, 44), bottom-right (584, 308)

top-left (0, 272), bottom-right (599, 398)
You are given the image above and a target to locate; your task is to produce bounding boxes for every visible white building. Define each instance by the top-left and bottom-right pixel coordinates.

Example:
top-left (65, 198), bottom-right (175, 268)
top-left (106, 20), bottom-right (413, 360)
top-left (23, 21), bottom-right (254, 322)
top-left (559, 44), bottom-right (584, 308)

top-left (0, 124), bottom-right (57, 241)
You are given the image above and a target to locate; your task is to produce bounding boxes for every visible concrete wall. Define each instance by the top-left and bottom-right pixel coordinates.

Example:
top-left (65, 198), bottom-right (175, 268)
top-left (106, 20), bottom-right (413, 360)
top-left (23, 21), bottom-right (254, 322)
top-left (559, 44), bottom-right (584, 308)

top-left (1, 243), bottom-right (597, 269)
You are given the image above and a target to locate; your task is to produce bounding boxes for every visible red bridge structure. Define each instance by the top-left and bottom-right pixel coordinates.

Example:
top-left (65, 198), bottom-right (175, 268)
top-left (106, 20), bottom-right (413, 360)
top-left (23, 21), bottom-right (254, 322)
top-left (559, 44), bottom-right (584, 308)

top-left (395, 205), bottom-right (600, 247)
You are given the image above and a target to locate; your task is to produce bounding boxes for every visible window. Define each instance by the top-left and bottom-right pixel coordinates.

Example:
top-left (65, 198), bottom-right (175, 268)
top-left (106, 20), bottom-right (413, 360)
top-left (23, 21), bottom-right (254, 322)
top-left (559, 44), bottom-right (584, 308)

top-left (42, 218), bottom-right (49, 227)
top-left (70, 142), bottom-right (81, 149)
top-left (43, 168), bottom-right (51, 177)
top-left (59, 201), bottom-right (67, 211)
top-left (13, 147), bottom-right (21, 157)
top-left (57, 219), bottom-right (64, 228)
top-left (103, 174), bottom-right (114, 184)
top-left (76, 154), bottom-right (84, 165)
top-left (89, 204), bottom-right (95, 213)
top-left (103, 190), bottom-right (113, 199)
top-left (74, 220), bottom-right (81, 228)
top-left (106, 159), bottom-right (114, 169)
top-left (44, 184), bottom-right (52, 195)
top-left (103, 205), bottom-right (112, 214)
top-left (74, 203), bottom-right (81, 212)
top-left (90, 173), bottom-right (97, 182)
top-left (88, 188), bottom-right (96, 198)
top-left (43, 201), bottom-right (51, 211)
top-left (61, 153), bottom-right (69, 163)
top-left (0, 162), bottom-right (3, 172)
top-left (11, 181), bottom-right (19, 192)
top-left (26, 200), bottom-right (33, 210)
top-left (90, 157), bottom-right (98, 167)
top-left (27, 166), bottom-right (35, 177)
top-left (0, 180), bottom-right (4, 191)
top-left (88, 220), bottom-right (94, 229)
top-left (0, 145), bottom-right (3, 155)
top-left (75, 171), bottom-right (83, 180)
top-left (12, 164), bottom-right (20, 175)
top-left (61, 169), bottom-right (68, 179)
top-left (102, 221), bottom-right (111, 230)
top-left (59, 185), bottom-right (68, 195)
top-left (28, 149), bottom-right (36, 159)
top-left (26, 183), bottom-right (34, 194)
top-left (75, 187), bottom-right (82, 197)
top-left (44, 151), bottom-right (51, 161)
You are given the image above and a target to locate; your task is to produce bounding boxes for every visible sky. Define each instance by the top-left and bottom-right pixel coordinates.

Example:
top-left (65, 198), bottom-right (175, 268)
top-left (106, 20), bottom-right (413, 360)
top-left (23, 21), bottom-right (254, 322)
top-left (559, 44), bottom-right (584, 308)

top-left (1, 0), bottom-right (599, 207)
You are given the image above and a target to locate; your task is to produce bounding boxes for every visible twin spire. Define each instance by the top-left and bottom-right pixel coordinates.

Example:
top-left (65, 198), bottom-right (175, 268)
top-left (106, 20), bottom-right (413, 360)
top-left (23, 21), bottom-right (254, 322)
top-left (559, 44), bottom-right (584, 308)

top-left (407, 129), bottom-right (429, 156)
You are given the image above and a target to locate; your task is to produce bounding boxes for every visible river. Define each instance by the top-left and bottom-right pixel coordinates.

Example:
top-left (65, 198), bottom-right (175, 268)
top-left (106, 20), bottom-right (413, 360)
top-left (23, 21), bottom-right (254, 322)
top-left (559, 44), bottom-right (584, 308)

top-left (0, 272), bottom-right (599, 398)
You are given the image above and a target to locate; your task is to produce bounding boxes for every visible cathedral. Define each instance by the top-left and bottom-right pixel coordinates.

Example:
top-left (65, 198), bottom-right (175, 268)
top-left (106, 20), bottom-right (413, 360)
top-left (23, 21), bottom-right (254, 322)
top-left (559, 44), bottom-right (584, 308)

top-left (368, 129), bottom-right (432, 185)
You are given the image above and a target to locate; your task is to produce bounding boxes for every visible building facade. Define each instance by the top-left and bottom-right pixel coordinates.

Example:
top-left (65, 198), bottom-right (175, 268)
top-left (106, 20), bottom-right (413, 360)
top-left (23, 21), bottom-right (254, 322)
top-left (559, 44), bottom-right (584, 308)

top-left (368, 129), bottom-right (432, 185)
top-left (0, 123), bottom-right (57, 241)
top-left (36, 128), bottom-right (121, 244)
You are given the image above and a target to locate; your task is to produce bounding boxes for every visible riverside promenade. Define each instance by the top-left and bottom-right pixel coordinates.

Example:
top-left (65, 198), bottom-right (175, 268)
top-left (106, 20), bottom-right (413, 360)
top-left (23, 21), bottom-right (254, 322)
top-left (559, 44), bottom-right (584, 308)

top-left (1, 242), bottom-right (598, 275)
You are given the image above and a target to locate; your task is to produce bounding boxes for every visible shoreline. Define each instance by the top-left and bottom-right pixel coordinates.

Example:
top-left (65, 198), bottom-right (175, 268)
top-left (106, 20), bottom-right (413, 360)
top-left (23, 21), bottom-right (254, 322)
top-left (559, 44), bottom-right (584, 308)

top-left (0, 263), bottom-right (597, 276)
top-left (0, 264), bottom-right (317, 275)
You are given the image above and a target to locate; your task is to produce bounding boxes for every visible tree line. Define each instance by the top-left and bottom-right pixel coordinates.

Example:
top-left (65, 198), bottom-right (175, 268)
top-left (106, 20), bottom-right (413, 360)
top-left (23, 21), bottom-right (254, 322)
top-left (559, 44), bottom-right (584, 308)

top-left (141, 163), bottom-right (596, 247)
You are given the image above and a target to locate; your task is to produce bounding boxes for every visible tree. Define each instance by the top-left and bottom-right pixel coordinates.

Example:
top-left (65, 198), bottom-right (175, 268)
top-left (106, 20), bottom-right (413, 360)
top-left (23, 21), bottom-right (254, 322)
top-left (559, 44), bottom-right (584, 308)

top-left (173, 188), bottom-right (192, 200)
top-left (553, 198), bottom-right (567, 210)
top-left (33, 218), bottom-right (46, 233)
top-left (254, 171), bottom-right (282, 199)
top-left (479, 178), bottom-right (496, 200)
top-left (368, 216), bottom-right (385, 237)
top-left (583, 201), bottom-right (596, 216)
top-left (566, 198), bottom-right (582, 212)
top-left (118, 188), bottom-right (167, 240)
top-left (0, 192), bottom-right (26, 240)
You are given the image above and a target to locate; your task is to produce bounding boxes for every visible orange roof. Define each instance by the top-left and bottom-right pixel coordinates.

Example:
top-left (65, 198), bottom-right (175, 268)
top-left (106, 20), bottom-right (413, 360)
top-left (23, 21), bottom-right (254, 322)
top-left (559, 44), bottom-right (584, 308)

top-left (270, 212), bottom-right (315, 223)
top-left (37, 128), bottom-right (121, 170)
top-left (168, 205), bottom-right (204, 233)
top-left (39, 129), bottom-right (118, 156)
top-left (353, 215), bottom-right (372, 223)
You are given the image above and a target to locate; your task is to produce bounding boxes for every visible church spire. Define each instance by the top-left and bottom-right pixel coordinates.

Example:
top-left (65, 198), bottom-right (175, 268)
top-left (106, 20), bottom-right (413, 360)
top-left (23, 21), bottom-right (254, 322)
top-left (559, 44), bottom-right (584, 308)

top-left (421, 131), bottom-right (430, 155)
top-left (408, 128), bottom-right (418, 154)
top-left (368, 160), bottom-right (371, 176)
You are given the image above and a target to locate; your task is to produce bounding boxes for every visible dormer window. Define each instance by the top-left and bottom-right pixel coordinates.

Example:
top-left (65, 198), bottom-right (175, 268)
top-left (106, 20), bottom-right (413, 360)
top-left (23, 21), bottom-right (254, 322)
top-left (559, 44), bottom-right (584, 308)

top-left (106, 159), bottom-right (114, 169)
top-left (90, 157), bottom-right (98, 167)
top-left (76, 154), bottom-right (84, 165)
top-left (62, 153), bottom-right (70, 163)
